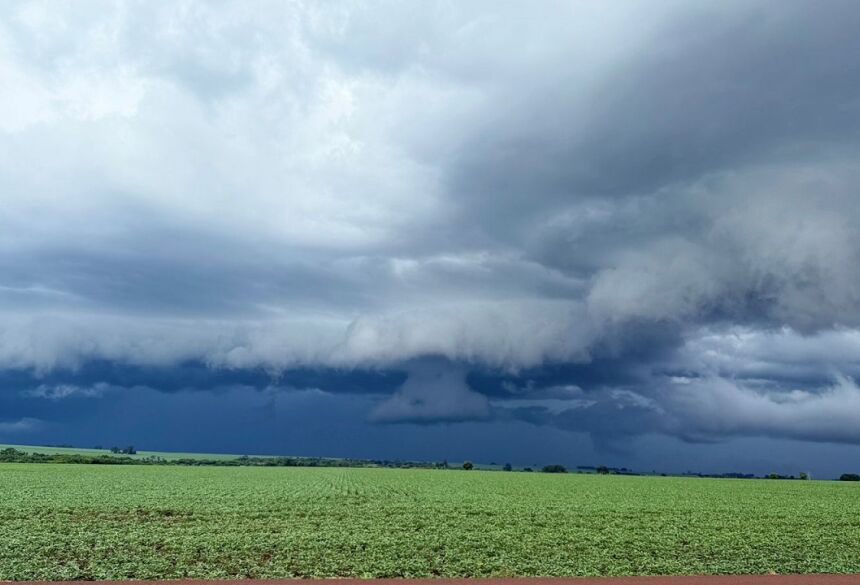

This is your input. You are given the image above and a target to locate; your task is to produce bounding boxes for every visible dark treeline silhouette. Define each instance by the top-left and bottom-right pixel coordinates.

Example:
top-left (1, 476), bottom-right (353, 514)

top-left (579, 465), bottom-right (638, 475)
top-left (0, 448), bottom-right (569, 472)
top-left (0, 448), bottom-right (844, 479)
top-left (0, 448), bottom-right (453, 469)
top-left (1, 448), bottom-right (139, 466)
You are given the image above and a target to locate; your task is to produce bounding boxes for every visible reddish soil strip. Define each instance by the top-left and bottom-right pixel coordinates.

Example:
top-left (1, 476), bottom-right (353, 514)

top-left (18, 577), bottom-right (860, 585)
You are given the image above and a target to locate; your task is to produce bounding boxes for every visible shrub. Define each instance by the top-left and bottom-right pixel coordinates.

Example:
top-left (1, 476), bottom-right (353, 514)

top-left (462, 461), bottom-right (474, 470)
top-left (542, 464), bottom-right (567, 473)
top-left (840, 473), bottom-right (860, 481)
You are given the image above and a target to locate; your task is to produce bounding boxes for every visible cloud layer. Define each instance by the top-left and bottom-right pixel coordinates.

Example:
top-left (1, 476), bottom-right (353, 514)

top-left (2, 1), bottom-right (860, 450)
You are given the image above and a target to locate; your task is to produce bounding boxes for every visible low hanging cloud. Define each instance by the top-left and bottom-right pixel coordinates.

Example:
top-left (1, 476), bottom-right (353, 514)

top-left (370, 362), bottom-right (490, 423)
top-left (1, 1), bottom-right (860, 446)
top-left (0, 417), bottom-right (41, 434)
top-left (661, 375), bottom-right (860, 445)
top-left (22, 383), bottom-right (110, 401)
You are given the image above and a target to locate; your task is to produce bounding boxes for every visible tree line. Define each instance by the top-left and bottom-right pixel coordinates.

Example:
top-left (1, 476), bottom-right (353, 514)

top-left (0, 448), bottom-right (575, 472)
top-left (0, 448), bottom-right (450, 468)
top-left (3, 448), bottom-right (856, 479)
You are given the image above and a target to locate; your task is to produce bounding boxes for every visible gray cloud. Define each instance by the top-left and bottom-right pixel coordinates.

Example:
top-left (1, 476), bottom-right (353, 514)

top-left (22, 383), bottom-right (110, 401)
top-left (1, 1), bottom-right (860, 446)
top-left (661, 375), bottom-right (860, 444)
top-left (370, 361), bottom-right (490, 423)
top-left (0, 417), bottom-right (41, 434)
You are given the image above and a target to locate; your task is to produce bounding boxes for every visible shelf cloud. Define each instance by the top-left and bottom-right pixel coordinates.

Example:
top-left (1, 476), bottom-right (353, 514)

top-left (2, 1), bottom-right (860, 460)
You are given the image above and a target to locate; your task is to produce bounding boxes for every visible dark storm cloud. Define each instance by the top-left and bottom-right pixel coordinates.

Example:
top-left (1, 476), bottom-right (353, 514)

top-left (450, 2), bottom-right (860, 212)
top-left (1, 0), bottom-right (860, 457)
top-left (0, 361), bottom-right (405, 396)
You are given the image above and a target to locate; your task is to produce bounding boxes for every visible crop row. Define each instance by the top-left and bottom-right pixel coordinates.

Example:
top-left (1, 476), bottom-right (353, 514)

top-left (1, 464), bottom-right (859, 580)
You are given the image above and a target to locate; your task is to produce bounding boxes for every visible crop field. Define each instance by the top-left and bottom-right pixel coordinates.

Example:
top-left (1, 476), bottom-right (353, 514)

top-left (1, 464), bottom-right (859, 581)
top-left (0, 443), bottom-right (265, 461)
top-left (0, 444), bottom-right (501, 470)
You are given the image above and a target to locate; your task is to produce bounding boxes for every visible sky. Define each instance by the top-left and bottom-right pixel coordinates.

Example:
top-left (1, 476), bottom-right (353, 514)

top-left (2, 0), bottom-right (860, 477)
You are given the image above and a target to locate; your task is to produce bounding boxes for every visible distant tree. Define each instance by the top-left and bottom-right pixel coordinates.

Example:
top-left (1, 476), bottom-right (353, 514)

top-left (110, 447), bottom-right (121, 454)
top-left (767, 473), bottom-right (780, 479)
top-left (462, 461), bottom-right (474, 470)
top-left (542, 464), bottom-right (567, 473)
top-left (436, 460), bottom-right (449, 469)
top-left (799, 472), bottom-right (810, 480)
top-left (596, 465), bottom-right (610, 475)
top-left (125, 446), bottom-right (137, 455)
top-left (522, 467), bottom-right (533, 472)
top-left (503, 463), bottom-right (513, 472)
top-left (840, 473), bottom-right (860, 481)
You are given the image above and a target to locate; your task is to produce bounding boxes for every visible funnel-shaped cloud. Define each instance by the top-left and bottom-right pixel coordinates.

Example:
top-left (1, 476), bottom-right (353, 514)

top-left (371, 361), bottom-right (490, 423)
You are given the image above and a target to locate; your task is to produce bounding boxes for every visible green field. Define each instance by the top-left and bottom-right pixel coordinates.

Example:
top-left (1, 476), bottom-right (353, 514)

top-left (0, 443), bottom-right (503, 470)
top-left (1, 464), bottom-right (859, 580)
top-left (0, 444), bottom-right (265, 461)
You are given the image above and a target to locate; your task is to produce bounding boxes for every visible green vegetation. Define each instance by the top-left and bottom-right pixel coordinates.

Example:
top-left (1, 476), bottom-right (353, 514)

top-left (0, 443), bottom-right (251, 461)
top-left (1, 464), bottom-right (859, 580)
top-left (0, 445), bottom-right (460, 470)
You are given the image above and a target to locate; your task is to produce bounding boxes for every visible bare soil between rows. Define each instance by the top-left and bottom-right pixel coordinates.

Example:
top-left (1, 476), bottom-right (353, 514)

top-left (16, 576), bottom-right (860, 585)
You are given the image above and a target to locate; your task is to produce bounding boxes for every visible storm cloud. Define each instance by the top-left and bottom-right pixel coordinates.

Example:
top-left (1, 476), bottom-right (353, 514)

top-left (2, 0), bottom-right (860, 462)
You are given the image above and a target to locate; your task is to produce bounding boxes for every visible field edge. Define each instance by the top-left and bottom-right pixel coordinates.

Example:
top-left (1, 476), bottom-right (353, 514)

top-left (11, 576), bottom-right (860, 585)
